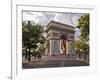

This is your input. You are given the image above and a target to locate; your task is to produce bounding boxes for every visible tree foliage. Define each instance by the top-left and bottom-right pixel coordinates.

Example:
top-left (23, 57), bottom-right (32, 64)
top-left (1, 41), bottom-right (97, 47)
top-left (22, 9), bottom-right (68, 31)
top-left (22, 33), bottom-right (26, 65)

top-left (77, 14), bottom-right (89, 42)
top-left (22, 21), bottom-right (46, 61)
top-left (74, 40), bottom-right (89, 59)
top-left (74, 14), bottom-right (89, 59)
top-left (74, 41), bottom-right (89, 53)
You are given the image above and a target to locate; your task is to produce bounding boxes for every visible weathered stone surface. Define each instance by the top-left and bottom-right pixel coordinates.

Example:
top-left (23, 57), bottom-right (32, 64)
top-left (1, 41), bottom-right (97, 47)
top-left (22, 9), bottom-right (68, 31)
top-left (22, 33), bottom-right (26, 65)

top-left (46, 21), bottom-right (75, 56)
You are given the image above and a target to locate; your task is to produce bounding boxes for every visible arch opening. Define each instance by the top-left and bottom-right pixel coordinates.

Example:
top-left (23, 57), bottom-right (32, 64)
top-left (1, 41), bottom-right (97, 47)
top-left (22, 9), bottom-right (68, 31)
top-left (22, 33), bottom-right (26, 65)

top-left (60, 34), bottom-right (68, 55)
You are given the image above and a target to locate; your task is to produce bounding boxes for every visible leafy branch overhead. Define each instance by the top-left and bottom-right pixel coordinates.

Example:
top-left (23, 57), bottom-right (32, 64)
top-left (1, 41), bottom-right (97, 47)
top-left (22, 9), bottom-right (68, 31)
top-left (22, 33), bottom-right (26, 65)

top-left (77, 14), bottom-right (89, 42)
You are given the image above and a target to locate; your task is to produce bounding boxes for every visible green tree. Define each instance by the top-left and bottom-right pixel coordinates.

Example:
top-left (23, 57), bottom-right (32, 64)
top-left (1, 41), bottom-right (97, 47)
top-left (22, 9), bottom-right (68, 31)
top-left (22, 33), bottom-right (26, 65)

top-left (74, 14), bottom-right (89, 59)
top-left (22, 21), bottom-right (46, 62)
top-left (74, 40), bottom-right (89, 59)
top-left (77, 14), bottom-right (89, 42)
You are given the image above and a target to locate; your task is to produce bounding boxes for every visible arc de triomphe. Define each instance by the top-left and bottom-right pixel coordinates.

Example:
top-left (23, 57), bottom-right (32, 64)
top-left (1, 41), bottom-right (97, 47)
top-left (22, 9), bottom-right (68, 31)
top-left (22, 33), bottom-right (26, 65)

top-left (46, 21), bottom-right (75, 56)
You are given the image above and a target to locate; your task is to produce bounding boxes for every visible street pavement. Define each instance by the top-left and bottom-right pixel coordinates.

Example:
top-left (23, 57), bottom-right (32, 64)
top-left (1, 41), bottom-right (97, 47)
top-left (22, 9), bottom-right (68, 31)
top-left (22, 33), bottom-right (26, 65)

top-left (22, 55), bottom-right (89, 69)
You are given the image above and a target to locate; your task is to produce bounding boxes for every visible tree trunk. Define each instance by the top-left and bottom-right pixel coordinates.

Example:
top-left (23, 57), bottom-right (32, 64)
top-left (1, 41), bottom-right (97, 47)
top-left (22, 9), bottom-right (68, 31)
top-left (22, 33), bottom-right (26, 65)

top-left (79, 53), bottom-right (81, 58)
top-left (25, 48), bottom-right (28, 60)
top-left (28, 47), bottom-right (31, 62)
top-left (84, 54), bottom-right (87, 60)
top-left (28, 41), bottom-right (31, 62)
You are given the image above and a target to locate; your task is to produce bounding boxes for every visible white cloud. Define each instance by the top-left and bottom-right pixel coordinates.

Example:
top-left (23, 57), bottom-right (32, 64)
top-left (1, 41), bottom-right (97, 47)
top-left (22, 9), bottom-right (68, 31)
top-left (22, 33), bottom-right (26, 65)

top-left (23, 11), bottom-right (84, 27)
top-left (54, 13), bottom-right (74, 26)
top-left (23, 11), bottom-right (87, 40)
top-left (23, 11), bottom-right (56, 26)
top-left (54, 13), bottom-right (84, 27)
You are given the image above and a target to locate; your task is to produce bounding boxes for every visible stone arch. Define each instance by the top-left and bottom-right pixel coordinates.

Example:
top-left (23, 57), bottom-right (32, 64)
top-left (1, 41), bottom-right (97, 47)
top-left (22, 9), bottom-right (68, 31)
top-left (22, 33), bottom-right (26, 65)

top-left (60, 34), bottom-right (67, 40)
top-left (60, 34), bottom-right (67, 55)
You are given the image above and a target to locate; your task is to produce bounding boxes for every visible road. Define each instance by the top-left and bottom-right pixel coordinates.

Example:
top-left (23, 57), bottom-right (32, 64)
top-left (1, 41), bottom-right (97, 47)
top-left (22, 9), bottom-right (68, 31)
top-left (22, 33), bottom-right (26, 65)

top-left (22, 56), bottom-right (89, 69)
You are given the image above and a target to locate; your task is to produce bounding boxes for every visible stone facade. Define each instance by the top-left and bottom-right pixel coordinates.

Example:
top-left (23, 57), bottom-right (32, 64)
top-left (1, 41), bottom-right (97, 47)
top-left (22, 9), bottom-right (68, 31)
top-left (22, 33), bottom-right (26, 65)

top-left (46, 21), bottom-right (75, 56)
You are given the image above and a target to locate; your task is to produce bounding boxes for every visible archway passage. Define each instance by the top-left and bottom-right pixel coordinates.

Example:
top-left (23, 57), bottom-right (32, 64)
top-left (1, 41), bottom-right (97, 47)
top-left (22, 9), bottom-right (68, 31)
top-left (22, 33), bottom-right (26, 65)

top-left (60, 34), bottom-right (67, 55)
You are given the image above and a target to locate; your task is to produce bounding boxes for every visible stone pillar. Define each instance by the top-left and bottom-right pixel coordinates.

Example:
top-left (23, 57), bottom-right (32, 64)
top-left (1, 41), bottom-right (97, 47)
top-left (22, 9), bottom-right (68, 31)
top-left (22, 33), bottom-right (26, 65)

top-left (66, 41), bottom-right (69, 54)
top-left (49, 39), bottom-right (60, 55)
top-left (68, 40), bottom-right (75, 54)
top-left (67, 41), bottom-right (70, 54)
top-left (49, 39), bottom-right (52, 55)
top-left (60, 39), bottom-right (63, 54)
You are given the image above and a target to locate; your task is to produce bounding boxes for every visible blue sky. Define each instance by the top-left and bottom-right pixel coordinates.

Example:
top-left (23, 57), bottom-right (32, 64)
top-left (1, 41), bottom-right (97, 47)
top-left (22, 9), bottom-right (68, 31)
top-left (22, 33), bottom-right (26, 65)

top-left (23, 11), bottom-right (87, 40)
